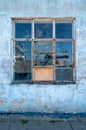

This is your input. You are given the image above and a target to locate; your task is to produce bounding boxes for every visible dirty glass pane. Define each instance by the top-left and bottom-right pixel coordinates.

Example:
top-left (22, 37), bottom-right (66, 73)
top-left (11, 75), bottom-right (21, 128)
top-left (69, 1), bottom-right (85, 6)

top-left (55, 23), bottom-right (72, 39)
top-left (34, 54), bottom-right (53, 66)
top-left (55, 42), bottom-right (72, 67)
top-left (14, 41), bottom-right (32, 81)
top-left (34, 42), bottom-right (52, 53)
top-left (15, 23), bottom-right (32, 38)
top-left (55, 67), bottom-right (73, 81)
top-left (35, 22), bottom-right (52, 38)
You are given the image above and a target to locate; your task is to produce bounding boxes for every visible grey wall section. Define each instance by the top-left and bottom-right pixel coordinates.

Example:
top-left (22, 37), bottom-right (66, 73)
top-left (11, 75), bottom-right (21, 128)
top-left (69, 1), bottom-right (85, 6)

top-left (0, 0), bottom-right (86, 113)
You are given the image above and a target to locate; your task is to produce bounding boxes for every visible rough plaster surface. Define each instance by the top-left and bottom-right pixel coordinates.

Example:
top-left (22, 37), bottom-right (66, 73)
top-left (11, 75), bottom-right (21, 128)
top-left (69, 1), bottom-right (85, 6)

top-left (0, 0), bottom-right (86, 113)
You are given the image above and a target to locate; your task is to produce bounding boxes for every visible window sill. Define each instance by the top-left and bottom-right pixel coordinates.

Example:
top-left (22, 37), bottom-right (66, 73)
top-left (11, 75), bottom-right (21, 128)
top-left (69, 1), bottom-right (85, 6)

top-left (11, 81), bottom-right (76, 85)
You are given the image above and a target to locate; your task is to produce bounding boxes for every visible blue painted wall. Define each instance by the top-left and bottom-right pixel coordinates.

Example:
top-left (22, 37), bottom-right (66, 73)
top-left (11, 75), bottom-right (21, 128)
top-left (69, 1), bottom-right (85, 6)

top-left (0, 0), bottom-right (86, 113)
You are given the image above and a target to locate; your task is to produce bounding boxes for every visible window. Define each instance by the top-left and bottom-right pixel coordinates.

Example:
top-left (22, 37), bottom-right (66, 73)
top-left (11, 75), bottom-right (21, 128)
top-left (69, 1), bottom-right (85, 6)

top-left (12, 18), bottom-right (75, 83)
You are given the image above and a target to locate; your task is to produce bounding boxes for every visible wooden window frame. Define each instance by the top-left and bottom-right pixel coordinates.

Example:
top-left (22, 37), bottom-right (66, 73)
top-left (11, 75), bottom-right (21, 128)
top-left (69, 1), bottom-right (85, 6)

top-left (12, 18), bottom-right (76, 84)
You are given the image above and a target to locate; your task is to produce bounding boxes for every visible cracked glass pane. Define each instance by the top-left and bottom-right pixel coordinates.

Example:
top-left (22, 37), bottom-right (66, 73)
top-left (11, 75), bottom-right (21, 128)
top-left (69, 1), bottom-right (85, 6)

top-left (14, 41), bottom-right (32, 81)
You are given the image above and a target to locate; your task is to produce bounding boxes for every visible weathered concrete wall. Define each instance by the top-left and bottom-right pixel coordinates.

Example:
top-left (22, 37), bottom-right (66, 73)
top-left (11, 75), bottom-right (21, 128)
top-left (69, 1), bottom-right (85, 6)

top-left (0, 0), bottom-right (86, 113)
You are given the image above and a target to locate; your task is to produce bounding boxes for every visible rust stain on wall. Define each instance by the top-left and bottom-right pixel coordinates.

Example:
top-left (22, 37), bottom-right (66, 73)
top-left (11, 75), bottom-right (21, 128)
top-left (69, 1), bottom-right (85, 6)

top-left (0, 99), bottom-right (4, 104)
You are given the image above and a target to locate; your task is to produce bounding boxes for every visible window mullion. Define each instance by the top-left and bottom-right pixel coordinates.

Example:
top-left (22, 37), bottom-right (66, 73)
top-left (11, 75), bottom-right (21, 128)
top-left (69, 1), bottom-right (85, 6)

top-left (52, 20), bottom-right (55, 81)
top-left (32, 20), bottom-right (34, 39)
top-left (53, 40), bottom-right (55, 81)
top-left (32, 20), bottom-right (34, 81)
top-left (53, 20), bottom-right (55, 39)
top-left (56, 39), bottom-right (74, 42)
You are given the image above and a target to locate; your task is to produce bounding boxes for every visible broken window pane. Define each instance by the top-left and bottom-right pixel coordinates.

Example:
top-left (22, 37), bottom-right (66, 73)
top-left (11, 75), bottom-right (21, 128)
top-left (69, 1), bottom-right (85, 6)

top-left (55, 23), bottom-right (72, 39)
top-left (15, 23), bottom-right (32, 38)
top-left (34, 67), bottom-right (53, 81)
top-left (55, 67), bottom-right (73, 81)
top-left (14, 41), bottom-right (32, 81)
top-left (34, 42), bottom-right (52, 53)
top-left (34, 54), bottom-right (53, 66)
top-left (55, 42), bottom-right (72, 67)
top-left (35, 22), bottom-right (53, 38)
